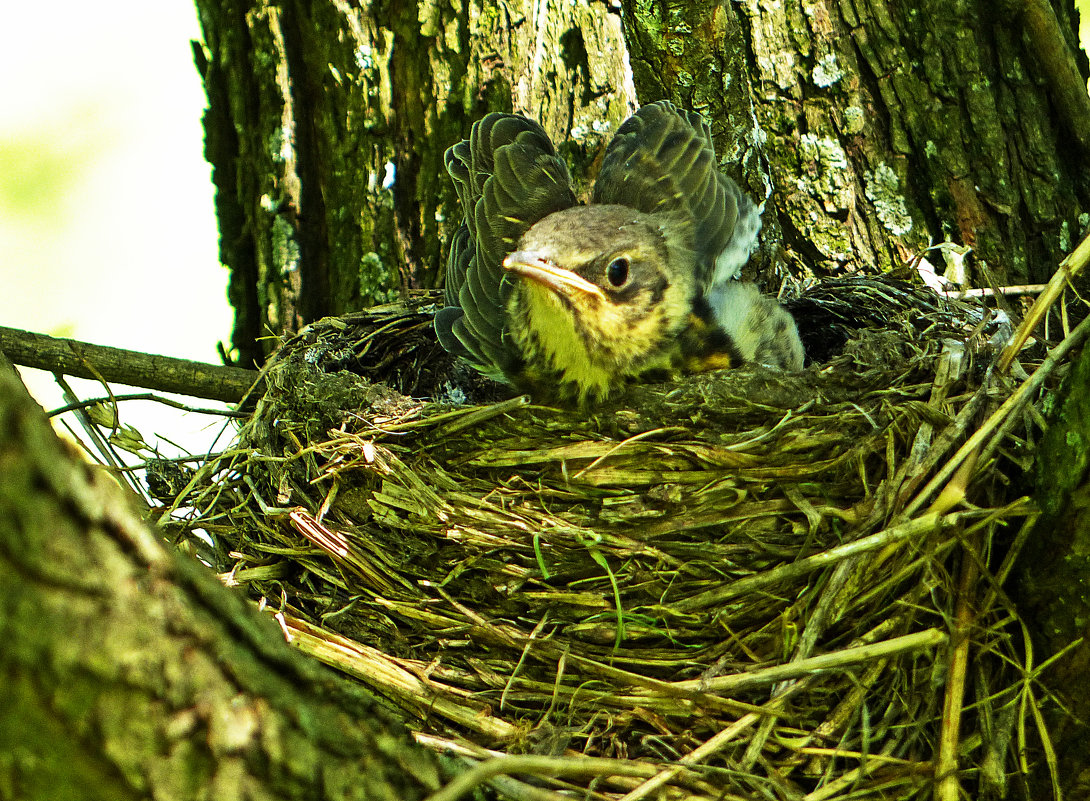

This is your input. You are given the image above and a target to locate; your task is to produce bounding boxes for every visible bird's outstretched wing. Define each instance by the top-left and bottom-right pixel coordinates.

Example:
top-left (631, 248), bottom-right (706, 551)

top-left (591, 101), bottom-right (761, 289)
top-left (436, 114), bottom-right (577, 381)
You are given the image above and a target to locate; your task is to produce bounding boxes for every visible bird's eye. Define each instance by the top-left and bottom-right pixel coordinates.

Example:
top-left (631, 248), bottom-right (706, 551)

top-left (606, 257), bottom-right (630, 287)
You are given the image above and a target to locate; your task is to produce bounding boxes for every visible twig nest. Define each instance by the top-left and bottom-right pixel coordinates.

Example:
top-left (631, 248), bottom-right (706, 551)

top-left (186, 280), bottom-right (1044, 799)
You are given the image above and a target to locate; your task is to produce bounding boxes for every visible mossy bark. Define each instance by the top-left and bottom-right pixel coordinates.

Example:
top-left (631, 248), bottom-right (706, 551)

top-left (198, 0), bottom-right (1089, 357)
top-left (193, 0), bottom-right (633, 365)
top-left (0, 357), bottom-right (443, 801)
top-left (623, 0), bottom-right (1090, 284)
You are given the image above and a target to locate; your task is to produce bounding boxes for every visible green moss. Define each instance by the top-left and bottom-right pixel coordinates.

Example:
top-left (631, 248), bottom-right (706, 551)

top-left (1036, 342), bottom-right (1090, 516)
top-left (1018, 340), bottom-right (1090, 647)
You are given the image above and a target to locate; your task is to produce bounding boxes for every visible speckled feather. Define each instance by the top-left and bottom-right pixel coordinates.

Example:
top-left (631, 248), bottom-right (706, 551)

top-left (436, 101), bottom-right (801, 402)
top-left (591, 103), bottom-right (759, 287)
top-left (436, 115), bottom-right (576, 380)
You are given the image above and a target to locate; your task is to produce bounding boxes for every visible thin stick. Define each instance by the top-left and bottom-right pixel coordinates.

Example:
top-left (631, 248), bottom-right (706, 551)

top-left (923, 233), bottom-right (1090, 800)
top-left (941, 284), bottom-right (1047, 299)
top-left (674, 513), bottom-right (954, 611)
top-left (665, 628), bottom-right (947, 695)
top-left (933, 527), bottom-right (981, 801)
top-left (998, 230), bottom-right (1090, 373)
top-left (804, 740), bottom-right (909, 801)
top-left (905, 313), bottom-right (1090, 518)
top-left (618, 682), bottom-right (805, 801)
top-left (47, 391), bottom-right (245, 418)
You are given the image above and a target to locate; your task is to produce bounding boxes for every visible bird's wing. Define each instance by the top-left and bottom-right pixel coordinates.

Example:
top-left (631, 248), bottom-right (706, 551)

top-left (591, 101), bottom-right (761, 289)
top-left (436, 113), bottom-right (577, 381)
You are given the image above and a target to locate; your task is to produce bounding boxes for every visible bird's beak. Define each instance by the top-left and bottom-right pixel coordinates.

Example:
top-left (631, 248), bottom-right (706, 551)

top-left (503, 252), bottom-right (605, 302)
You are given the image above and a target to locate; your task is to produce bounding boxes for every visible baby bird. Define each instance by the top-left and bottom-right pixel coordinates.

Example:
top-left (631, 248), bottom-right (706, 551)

top-left (435, 101), bottom-right (803, 403)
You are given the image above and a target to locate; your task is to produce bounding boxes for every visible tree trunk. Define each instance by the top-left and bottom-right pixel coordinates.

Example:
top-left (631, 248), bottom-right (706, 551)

top-left (623, 0), bottom-right (1090, 284)
top-left (0, 356), bottom-right (442, 801)
top-left (194, 0), bottom-right (634, 365)
top-left (198, 0), bottom-right (1090, 364)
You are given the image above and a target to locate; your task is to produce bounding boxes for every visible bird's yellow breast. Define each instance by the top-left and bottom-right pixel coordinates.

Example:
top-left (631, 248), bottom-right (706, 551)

top-left (508, 280), bottom-right (687, 402)
top-left (508, 284), bottom-right (614, 399)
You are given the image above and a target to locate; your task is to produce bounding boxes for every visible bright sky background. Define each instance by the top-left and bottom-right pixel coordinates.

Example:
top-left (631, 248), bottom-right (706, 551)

top-left (1084, 1), bottom-right (1090, 57)
top-left (0, 1), bottom-right (232, 460)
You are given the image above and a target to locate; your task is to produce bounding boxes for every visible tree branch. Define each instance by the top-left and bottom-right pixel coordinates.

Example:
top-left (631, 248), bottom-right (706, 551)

top-left (0, 326), bottom-right (259, 403)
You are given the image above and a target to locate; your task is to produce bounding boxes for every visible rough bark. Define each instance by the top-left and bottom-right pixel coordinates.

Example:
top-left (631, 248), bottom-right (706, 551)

top-left (199, 0), bottom-right (1090, 365)
top-left (623, 0), bottom-right (1090, 285)
top-left (194, 0), bottom-right (634, 364)
top-left (1018, 337), bottom-right (1090, 797)
top-left (0, 356), bottom-right (442, 801)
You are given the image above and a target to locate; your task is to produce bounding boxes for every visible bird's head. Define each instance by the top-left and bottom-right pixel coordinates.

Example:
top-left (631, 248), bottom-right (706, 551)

top-left (502, 204), bottom-right (696, 400)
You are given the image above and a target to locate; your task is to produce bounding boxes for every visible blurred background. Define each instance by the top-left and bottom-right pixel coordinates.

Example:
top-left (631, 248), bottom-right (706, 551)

top-left (1, 1), bottom-right (232, 460)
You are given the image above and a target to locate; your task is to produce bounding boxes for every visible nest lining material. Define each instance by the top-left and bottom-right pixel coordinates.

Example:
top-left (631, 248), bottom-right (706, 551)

top-left (173, 278), bottom-right (1077, 800)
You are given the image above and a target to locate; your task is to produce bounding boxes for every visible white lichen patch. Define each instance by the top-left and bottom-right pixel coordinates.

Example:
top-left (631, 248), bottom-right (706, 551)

top-left (799, 134), bottom-right (852, 211)
top-left (812, 54), bottom-right (844, 87)
top-left (359, 251), bottom-right (398, 304)
top-left (268, 124), bottom-right (293, 163)
top-left (570, 114), bottom-right (613, 144)
top-left (865, 163), bottom-right (913, 236)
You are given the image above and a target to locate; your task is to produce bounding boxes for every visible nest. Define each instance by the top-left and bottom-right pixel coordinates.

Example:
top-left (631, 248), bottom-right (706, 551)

top-left (169, 277), bottom-right (1080, 800)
